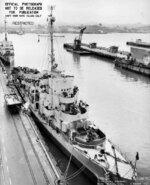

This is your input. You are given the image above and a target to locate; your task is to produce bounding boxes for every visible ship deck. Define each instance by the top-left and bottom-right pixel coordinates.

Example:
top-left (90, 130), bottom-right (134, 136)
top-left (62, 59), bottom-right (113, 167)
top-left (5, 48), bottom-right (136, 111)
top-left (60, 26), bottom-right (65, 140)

top-left (74, 139), bottom-right (134, 180)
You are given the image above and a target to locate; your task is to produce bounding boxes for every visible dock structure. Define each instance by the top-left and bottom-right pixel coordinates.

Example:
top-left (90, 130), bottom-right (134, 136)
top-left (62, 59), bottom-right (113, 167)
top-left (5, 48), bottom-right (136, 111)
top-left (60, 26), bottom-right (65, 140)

top-left (64, 43), bottom-right (129, 60)
top-left (0, 66), bottom-right (63, 185)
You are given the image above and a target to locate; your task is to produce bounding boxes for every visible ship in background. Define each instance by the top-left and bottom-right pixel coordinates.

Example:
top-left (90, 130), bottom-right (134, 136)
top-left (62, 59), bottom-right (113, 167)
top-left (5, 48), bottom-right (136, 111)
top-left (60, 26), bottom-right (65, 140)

top-left (17, 23), bottom-right (25, 35)
top-left (0, 20), bottom-right (14, 67)
top-left (126, 39), bottom-right (150, 48)
top-left (114, 40), bottom-right (150, 76)
top-left (12, 7), bottom-right (139, 184)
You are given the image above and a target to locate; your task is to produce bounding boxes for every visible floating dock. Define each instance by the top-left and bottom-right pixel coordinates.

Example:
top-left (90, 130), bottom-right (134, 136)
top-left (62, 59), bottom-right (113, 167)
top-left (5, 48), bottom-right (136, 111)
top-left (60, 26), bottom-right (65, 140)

top-left (114, 59), bottom-right (150, 77)
top-left (64, 43), bottom-right (129, 60)
top-left (114, 44), bottom-right (150, 77)
top-left (0, 65), bottom-right (64, 185)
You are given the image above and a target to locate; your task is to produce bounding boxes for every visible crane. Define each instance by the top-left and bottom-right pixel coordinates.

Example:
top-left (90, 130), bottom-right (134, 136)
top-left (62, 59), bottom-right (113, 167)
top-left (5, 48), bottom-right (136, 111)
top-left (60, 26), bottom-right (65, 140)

top-left (78, 27), bottom-right (86, 42)
top-left (74, 27), bottom-right (86, 50)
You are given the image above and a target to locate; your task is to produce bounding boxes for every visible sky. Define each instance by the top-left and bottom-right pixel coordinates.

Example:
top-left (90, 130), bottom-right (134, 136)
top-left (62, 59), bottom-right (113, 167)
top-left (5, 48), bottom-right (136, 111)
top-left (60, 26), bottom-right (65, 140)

top-left (0, 0), bottom-right (150, 25)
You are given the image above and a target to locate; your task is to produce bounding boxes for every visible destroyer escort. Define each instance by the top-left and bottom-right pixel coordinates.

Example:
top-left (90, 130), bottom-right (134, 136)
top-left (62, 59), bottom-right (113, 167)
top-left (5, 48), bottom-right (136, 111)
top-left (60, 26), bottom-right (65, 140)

top-left (12, 7), bottom-right (138, 184)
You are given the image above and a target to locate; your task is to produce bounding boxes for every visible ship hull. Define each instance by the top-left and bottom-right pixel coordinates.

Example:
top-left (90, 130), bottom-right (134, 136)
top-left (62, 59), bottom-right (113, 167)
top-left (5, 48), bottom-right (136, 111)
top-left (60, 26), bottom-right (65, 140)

top-left (31, 110), bottom-right (102, 184)
top-left (126, 41), bottom-right (150, 48)
top-left (115, 62), bottom-right (150, 77)
top-left (66, 48), bottom-right (90, 55)
top-left (29, 107), bottom-right (134, 185)
top-left (31, 111), bottom-right (97, 184)
top-left (13, 83), bottom-right (135, 184)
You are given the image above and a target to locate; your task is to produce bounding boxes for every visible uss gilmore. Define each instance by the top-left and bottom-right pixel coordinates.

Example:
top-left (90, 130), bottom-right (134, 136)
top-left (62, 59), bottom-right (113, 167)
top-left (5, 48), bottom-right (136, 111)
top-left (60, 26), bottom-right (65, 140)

top-left (12, 7), bottom-right (138, 184)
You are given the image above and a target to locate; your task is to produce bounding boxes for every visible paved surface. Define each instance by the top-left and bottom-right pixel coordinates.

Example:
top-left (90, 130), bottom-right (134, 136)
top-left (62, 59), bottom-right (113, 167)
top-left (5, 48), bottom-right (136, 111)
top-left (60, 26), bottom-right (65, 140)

top-left (0, 67), bottom-right (61, 185)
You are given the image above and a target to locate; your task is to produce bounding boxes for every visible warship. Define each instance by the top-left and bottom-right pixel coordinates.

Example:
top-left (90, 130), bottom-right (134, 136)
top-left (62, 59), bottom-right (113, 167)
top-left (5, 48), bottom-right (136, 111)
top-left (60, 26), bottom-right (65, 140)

top-left (126, 39), bottom-right (150, 48)
top-left (114, 43), bottom-right (150, 76)
top-left (12, 7), bottom-right (138, 184)
top-left (0, 20), bottom-right (14, 66)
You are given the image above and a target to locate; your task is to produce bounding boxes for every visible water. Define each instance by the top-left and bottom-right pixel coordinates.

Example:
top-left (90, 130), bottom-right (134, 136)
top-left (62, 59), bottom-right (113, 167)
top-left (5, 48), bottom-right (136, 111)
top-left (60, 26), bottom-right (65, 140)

top-left (1, 32), bottom-right (150, 179)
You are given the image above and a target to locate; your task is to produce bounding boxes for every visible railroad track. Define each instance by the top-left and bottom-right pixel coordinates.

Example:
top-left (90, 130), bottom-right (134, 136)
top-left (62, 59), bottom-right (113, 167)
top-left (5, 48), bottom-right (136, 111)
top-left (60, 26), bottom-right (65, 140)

top-left (10, 113), bottom-right (38, 185)
top-left (10, 112), bottom-right (51, 185)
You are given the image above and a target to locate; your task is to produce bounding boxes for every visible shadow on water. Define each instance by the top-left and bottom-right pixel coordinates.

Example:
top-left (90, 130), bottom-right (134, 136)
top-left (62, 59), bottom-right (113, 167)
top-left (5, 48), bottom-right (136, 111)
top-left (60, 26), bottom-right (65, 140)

top-left (71, 52), bottom-right (113, 70)
top-left (88, 55), bottom-right (113, 64)
top-left (72, 53), bottom-right (81, 63)
top-left (114, 66), bottom-right (150, 85)
top-left (72, 53), bottom-right (81, 70)
top-left (89, 55), bottom-right (150, 85)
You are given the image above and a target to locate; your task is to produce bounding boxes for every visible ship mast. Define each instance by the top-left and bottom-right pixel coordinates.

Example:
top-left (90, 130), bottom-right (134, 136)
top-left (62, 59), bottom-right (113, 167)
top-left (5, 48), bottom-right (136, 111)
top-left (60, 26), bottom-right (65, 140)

top-left (47, 6), bottom-right (56, 111)
top-left (48, 6), bottom-right (55, 71)
top-left (4, 19), bottom-right (8, 42)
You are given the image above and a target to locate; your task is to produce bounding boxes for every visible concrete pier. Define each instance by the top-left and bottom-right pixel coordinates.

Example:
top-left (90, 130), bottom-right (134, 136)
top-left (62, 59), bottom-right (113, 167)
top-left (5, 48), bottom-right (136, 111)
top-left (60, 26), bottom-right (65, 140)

top-left (0, 66), bottom-right (63, 185)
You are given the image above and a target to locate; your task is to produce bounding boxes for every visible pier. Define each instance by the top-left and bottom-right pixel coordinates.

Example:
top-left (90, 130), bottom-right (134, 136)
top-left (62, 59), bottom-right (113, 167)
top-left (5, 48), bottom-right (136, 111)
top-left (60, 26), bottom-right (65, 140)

top-left (0, 65), bottom-right (63, 185)
top-left (64, 43), bottom-right (129, 60)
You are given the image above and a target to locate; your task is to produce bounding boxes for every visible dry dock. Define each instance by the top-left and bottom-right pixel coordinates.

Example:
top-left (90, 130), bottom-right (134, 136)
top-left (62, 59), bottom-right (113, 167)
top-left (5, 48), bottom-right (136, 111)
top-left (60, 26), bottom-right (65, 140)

top-left (0, 66), bottom-right (63, 185)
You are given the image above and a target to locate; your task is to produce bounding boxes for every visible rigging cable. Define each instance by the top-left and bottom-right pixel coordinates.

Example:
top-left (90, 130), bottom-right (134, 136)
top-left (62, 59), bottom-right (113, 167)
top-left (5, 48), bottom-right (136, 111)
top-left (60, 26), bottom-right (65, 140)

top-left (55, 36), bottom-right (64, 72)
top-left (64, 150), bottom-right (73, 179)
top-left (39, 36), bottom-right (49, 71)
top-left (65, 165), bottom-right (85, 181)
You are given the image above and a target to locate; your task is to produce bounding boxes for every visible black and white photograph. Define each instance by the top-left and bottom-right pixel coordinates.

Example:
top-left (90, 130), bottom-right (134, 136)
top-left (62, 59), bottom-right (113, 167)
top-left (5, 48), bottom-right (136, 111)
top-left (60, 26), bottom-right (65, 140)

top-left (0, 0), bottom-right (150, 184)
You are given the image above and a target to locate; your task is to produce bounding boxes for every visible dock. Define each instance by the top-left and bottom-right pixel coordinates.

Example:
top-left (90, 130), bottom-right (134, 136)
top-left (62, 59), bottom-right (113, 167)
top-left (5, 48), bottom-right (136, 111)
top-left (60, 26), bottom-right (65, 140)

top-left (0, 65), bottom-right (64, 185)
top-left (64, 43), bottom-right (129, 60)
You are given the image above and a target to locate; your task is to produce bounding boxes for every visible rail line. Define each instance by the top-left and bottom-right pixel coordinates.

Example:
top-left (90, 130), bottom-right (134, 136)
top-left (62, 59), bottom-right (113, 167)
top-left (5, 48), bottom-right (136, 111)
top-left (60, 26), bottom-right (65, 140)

top-left (10, 113), bottom-right (38, 185)
top-left (20, 112), bottom-right (53, 184)
top-left (10, 112), bottom-right (52, 185)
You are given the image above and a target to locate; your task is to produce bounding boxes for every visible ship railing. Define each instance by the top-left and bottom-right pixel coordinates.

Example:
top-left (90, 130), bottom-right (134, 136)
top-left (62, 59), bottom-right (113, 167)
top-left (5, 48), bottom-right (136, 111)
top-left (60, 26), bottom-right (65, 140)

top-left (60, 111), bottom-right (88, 122)
top-left (74, 137), bottom-right (105, 149)
top-left (59, 94), bottom-right (77, 104)
top-left (73, 141), bottom-right (95, 149)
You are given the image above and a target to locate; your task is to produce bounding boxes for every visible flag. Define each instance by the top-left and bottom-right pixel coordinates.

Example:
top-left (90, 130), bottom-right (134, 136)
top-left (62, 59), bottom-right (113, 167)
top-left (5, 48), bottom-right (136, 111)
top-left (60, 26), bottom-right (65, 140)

top-left (136, 152), bottom-right (139, 161)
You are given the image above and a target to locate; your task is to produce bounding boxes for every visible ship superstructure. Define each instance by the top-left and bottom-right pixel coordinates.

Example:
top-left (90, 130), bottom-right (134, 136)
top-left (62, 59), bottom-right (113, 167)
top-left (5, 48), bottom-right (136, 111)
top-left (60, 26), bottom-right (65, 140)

top-left (0, 20), bottom-right (14, 66)
top-left (12, 6), bottom-right (138, 184)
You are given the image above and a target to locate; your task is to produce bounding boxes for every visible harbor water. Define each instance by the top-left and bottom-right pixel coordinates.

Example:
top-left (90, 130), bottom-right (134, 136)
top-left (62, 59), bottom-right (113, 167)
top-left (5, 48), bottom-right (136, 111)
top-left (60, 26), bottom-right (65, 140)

top-left (1, 32), bottom-right (150, 181)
